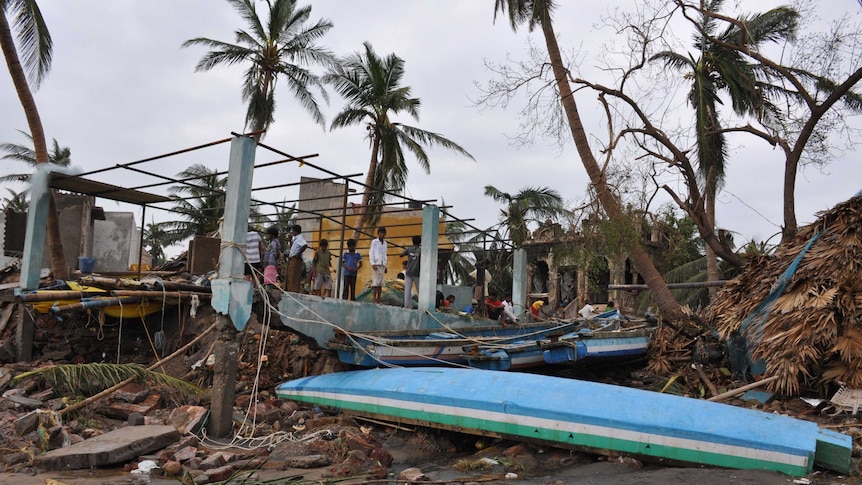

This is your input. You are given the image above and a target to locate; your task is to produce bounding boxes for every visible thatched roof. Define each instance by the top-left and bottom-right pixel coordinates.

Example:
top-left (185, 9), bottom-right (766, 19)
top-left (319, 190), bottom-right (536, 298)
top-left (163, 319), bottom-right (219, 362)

top-left (707, 194), bottom-right (862, 396)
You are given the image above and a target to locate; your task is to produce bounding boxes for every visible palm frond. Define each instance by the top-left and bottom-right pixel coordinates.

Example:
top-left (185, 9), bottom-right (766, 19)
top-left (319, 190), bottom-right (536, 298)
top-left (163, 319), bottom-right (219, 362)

top-left (14, 363), bottom-right (204, 402)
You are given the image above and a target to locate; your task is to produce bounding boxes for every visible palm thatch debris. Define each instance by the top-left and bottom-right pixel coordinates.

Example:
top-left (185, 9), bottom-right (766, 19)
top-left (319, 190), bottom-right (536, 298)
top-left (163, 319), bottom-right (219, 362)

top-left (707, 195), bottom-right (862, 396)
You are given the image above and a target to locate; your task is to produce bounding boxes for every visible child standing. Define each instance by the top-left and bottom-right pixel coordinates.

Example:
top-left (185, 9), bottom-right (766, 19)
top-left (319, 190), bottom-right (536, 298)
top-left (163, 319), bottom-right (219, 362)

top-left (341, 238), bottom-right (362, 301)
top-left (312, 238), bottom-right (333, 298)
top-left (262, 226), bottom-right (281, 289)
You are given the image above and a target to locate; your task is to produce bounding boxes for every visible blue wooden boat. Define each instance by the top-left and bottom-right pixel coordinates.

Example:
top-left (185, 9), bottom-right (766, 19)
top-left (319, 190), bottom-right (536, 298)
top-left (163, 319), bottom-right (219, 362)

top-left (462, 321), bottom-right (652, 371)
top-left (327, 320), bottom-right (577, 367)
top-left (274, 368), bottom-right (851, 476)
top-left (277, 292), bottom-right (539, 349)
top-left (542, 326), bottom-right (653, 365)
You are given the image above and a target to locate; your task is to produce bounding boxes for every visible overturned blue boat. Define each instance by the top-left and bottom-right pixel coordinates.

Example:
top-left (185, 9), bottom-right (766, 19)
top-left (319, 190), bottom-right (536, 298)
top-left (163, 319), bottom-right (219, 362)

top-left (275, 368), bottom-right (851, 476)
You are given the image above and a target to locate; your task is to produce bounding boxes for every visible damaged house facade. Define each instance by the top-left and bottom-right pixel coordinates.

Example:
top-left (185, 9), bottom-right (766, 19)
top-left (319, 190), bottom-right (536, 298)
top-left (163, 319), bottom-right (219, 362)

top-left (521, 216), bottom-right (673, 317)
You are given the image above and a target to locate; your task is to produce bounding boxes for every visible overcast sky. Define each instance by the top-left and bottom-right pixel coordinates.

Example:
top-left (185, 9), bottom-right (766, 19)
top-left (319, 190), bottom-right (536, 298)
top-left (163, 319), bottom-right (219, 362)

top-left (1, 1), bottom-right (860, 256)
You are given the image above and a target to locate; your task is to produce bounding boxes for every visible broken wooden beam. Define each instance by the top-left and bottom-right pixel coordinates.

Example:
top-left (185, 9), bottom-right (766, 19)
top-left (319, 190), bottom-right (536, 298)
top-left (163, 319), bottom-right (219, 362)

top-left (110, 290), bottom-right (212, 299)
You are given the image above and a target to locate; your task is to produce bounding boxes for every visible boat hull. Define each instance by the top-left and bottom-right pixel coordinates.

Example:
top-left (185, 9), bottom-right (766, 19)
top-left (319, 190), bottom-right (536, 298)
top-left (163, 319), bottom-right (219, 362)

top-left (329, 322), bottom-right (577, 368)
top-left (542, 329), bottom-right (652, 365)
top-left (275, 368), bottom-right (851, 476)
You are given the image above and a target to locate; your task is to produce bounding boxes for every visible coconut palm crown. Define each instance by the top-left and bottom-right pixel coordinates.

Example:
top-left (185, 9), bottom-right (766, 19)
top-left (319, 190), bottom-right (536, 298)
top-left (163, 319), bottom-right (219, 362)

top-left (182, 0), bottom-right (335, 137)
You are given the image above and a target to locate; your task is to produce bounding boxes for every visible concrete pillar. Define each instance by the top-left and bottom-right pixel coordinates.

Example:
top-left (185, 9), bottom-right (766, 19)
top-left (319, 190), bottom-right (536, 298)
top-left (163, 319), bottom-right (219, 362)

top-left (15, 303), bottom-right (33, 362)
top-left (417, 205), bottom-right (439, 312)
top-left (20, 166), bottom-right (52, 290)
top-left (208, 135), bottom-right (256, 439)
top-left (512, 249), bottom-right (527, 320)
top-left (209, 316), bottom-right (238, 438)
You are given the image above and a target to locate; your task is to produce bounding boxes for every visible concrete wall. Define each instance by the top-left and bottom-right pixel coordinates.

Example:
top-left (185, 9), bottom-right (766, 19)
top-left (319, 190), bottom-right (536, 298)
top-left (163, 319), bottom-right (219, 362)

top-left (0, 212), bottom-right (18, 268)
top-left (92, 212), bottom-right (137, 272)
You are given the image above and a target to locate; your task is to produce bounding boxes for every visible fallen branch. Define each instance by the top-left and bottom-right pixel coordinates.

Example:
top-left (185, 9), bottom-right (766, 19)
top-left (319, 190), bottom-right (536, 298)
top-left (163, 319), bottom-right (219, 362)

top-left (695, 363), bottom-right (719, 397)
top-left (707, 375), bottom-right (779, 403)
top-left (59, 321), bottom-right (218, 416)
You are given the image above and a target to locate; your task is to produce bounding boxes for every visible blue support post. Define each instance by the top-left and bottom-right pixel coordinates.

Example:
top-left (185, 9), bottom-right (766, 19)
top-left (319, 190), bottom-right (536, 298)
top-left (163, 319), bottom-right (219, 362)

top-left (210, 136), bottom-right (256, 330)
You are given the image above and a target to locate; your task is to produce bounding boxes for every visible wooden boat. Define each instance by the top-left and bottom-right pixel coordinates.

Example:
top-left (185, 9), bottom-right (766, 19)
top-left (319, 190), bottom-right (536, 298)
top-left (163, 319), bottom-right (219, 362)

top-left (462, 318), bottom-right (652, 371)
top-left (327, 320), bottom-right (577, 367)
top-left (542, 326), bottom-right (653, 365)
top-left (21, 282), bottom-right (167, 319)
top-left (277, 291), bottom-right (574, 350)
top-left (275, 368), bottom-right (851, 476)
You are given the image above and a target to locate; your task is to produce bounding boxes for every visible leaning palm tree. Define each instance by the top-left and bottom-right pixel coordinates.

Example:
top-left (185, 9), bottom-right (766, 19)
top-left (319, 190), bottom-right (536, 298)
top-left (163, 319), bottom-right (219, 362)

top-left (325, 42), bottom-right (474, 241)
top-left (160, 164), bottom-right (229, 245)
top-left (1, 0), bottom-right (67, 279)
top-left (182, 0), bottom-right (335, 139)
top-left (484, 185), bottom-right (567, 247)
top-left (0, 130), bottom-right (71, 183)
top-left (651, 1), bottom-right (798, 287)
top-left (493, 0), bottom-right (685, 321)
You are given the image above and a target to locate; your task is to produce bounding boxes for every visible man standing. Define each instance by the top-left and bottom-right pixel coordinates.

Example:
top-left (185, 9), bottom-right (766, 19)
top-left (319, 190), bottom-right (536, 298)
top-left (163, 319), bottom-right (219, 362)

top-left (400, 235), bottom-right (421, 309)
top-left (245, 225), bottom-right (262, 283)
top-left (286, 225), bottom-right (308, 293)
top-left (369, 227), bottom-right (388, 304)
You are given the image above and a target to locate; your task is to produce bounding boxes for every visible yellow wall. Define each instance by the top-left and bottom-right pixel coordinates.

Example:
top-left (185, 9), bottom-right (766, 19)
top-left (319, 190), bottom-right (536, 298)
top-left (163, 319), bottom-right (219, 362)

top-left (304, 210), bottom-right (451, 290)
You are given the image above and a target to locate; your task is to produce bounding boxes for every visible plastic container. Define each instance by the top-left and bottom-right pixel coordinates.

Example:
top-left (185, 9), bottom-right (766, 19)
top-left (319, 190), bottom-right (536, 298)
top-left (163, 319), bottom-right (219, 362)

top-left (78, 257), bottom-right (95, 274)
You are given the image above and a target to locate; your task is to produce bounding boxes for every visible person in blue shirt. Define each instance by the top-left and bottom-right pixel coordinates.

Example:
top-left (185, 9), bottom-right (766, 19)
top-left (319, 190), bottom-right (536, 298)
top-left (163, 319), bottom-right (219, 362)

top-left (341, 238), bottom-right (362, 301)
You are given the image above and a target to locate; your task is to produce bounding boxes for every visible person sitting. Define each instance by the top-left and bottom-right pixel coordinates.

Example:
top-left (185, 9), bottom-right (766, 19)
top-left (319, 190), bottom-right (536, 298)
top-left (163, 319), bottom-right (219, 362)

top-left (501, 294), bottom-right (518, 325)
top-left (485, 292), bottom-right (505, 321)
top-left (445, 294), bottom-right (456, 308)
top-left (578, 299), bottom-right (596, 318)
top-left (435, 290), bottom-right (445, 309)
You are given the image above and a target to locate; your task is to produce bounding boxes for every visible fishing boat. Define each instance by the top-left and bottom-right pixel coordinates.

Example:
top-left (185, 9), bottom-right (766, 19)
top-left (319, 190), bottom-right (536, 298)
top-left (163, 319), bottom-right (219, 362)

top-left (275, 367), bottom-right (851, 476)
top-left (542, 325), bottom-right (654, 365)
top-left (460, 326), bottom-right (653, 371)
top-left (461, 312), bottom-right (652, 371)
top-left (327, 320), bottom-right (577, 367)
top-left (277, 291), bottom-right (574, 350)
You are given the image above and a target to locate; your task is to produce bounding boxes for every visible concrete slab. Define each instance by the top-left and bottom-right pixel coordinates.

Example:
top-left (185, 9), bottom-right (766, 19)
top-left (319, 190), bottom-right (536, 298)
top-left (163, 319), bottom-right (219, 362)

top-left (33, 424), bottom-right (179, 471)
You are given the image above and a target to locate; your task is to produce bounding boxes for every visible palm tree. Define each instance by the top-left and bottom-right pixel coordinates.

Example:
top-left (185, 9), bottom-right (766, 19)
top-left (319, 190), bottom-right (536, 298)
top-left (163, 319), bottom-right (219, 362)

top-left (325, 42), bottom-right (474, 241)
top-left (1, 0), bottom-right (68, 279)
top-left (160, 164), bottom-right (229, 245)
top-left (484, 185), bottom-right (567, 247)
top-left (1, 130), bottom-right (71, 183)
top-left (182, 0), bottom-right (335, 138)
top-left (142, 220), bottom-right (169, 267)
top-left (493, 0), bottom-right (686, 321)
top-left (2, 188), bottom-right (28, 213)
top-left (651, 1), bottom-right (798, 287)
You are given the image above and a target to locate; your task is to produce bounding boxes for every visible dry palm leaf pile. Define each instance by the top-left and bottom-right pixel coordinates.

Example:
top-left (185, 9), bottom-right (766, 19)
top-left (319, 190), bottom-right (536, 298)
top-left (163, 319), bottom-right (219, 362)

top-left (707, 195), bottom-right (862, 396)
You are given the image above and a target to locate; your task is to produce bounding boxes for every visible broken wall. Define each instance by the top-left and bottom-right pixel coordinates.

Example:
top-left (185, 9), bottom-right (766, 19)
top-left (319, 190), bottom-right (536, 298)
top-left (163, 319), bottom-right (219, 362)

top-left (92, 212), bottom-right (138, 272)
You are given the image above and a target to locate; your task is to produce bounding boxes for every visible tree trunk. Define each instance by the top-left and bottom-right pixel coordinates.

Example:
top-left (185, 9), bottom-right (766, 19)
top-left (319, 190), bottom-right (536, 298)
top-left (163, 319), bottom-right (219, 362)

top-left (351, 130), bottom-right (381, 242)
top-left (540, 18), bottom-right (685, 322)
top-left (0, 12), bottom-right (68, 280)
top-left (705, 190), bottom-right (719, 296)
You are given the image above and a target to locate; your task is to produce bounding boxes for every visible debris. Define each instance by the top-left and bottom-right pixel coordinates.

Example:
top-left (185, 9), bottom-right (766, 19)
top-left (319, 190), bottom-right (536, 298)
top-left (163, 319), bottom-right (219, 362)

top-left (741, 390), bottom-right (775, 404)
top-left (707, 376), bottom-right (779, 403)
top-left (130, 459), bottom-right (159, 474)
top-left (33, 424), bottom-right (179, 471)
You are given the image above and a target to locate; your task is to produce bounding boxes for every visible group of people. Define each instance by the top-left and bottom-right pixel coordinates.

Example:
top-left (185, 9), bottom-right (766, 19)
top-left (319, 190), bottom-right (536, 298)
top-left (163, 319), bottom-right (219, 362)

top-left (242, 225), bottom-right (413, 306)
top-left (247, 225), bottom-right (616, 325)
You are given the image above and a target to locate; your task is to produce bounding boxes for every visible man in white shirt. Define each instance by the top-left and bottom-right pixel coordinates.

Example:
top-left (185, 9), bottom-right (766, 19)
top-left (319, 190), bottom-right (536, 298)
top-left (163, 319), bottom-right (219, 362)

top-left (369, 227), bottom-right (388, 304)
top-left (578, 299), bottom-right (596, 319)
top-left (245, 225), bottom-right (262, 282)
top-left (286, 225), bottom-right (308, 293)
